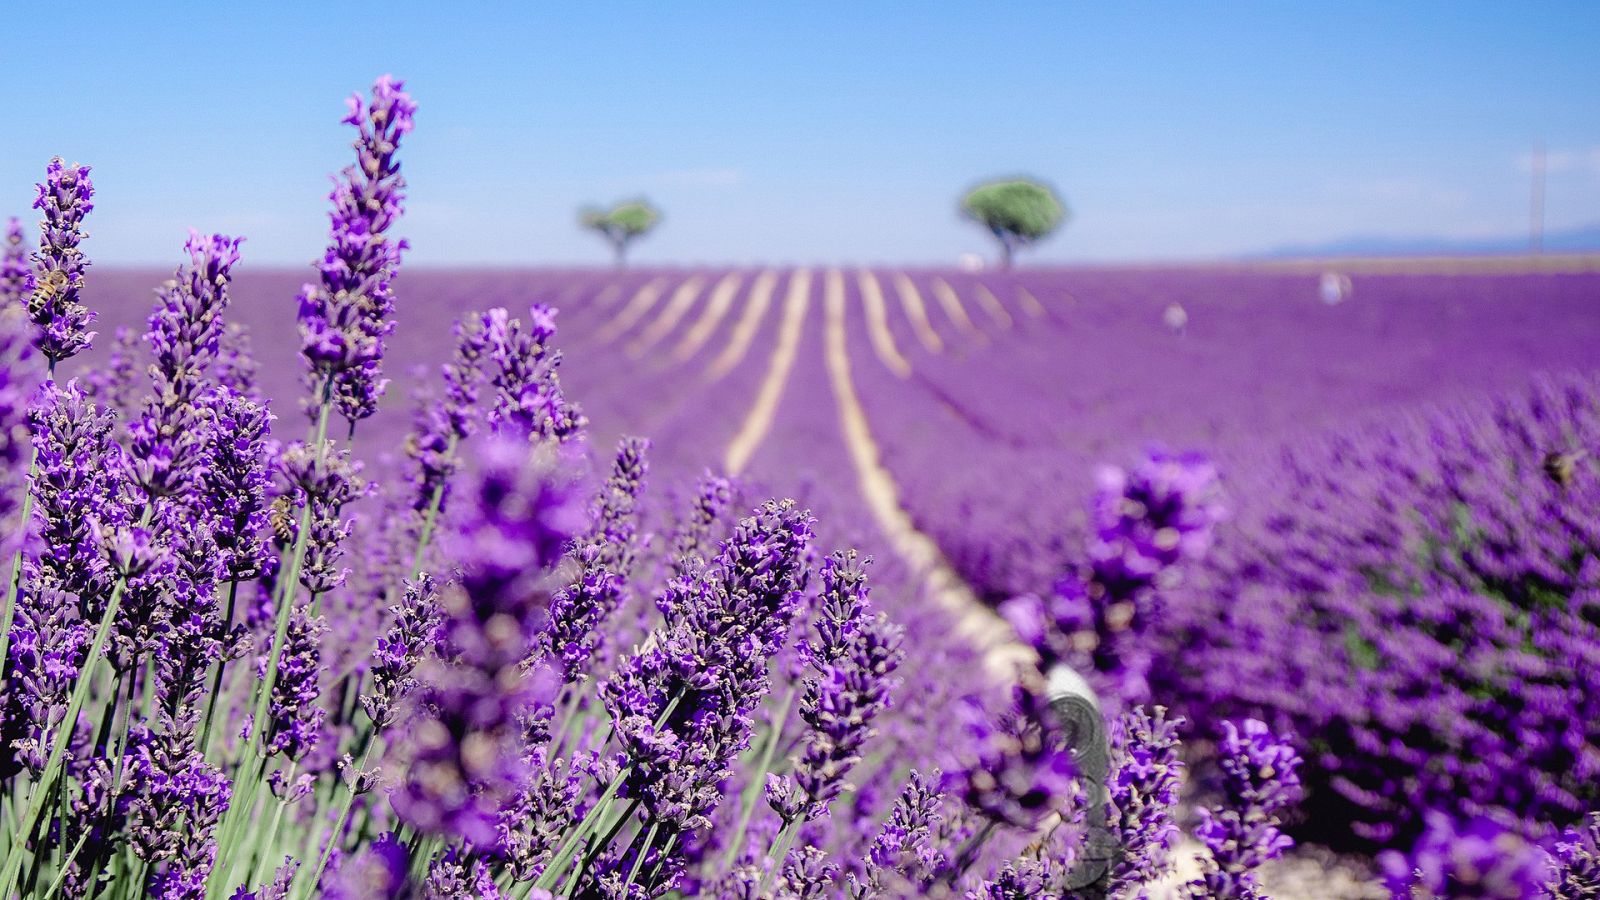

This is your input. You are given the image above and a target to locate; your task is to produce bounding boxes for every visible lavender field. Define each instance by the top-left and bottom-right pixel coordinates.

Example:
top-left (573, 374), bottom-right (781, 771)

top-left (2, 70), bottom-right (1599, 900)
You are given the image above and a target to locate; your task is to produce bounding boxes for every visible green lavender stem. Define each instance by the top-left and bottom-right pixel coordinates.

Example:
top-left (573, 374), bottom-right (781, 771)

top-left (721, 684), bottom-right (796, 872)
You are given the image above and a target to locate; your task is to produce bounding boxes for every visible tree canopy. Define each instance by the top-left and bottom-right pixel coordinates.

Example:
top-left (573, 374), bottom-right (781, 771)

top-left (960, 179), bottom-right (1067, 268)
top-left (579, 200), bottom-right (661, 266)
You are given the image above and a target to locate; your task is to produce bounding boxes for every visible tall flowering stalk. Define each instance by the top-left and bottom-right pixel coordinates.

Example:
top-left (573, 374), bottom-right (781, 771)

top-left (1187, 719), bottom-right (1302, 899)
top-left (24, 159), bottom-right (96, 366)
top-left (1101, 707), bottom-right (1184, 894)
top-left (479, 305), bottom-right (585, 442)
top-left (297, 75), bottom-right (416, 427)
top-left (1379, 812), bottom-right (1551, 899)
top-left (540, 436), bottom-right (650, 682)
top-left (767, 552), bottom-right (904, 831)
top-left (391, 436), bottom-right (584, 849)
top-left (2, 218), bottom-right (27, 307)
top-left (1004, 448), bottom-right (1224, 710)
top-left (582, 500), bottom-right (814, 895)
top-left (128, 232), bottom-right (243, 501)
top-left (401, 314), bottom-right (488, 571)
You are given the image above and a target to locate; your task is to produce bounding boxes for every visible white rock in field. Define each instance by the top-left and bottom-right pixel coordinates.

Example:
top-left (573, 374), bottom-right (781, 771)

top-left (1320, 271), bottom-right (1352, 305)
top-left (1164, 302), bottom-right (1189, 334)
top-left (959, 252), bottom-right (985, 272)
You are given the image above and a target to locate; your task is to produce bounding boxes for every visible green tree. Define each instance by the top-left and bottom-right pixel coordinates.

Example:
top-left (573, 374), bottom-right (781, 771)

top-left (579, 200), bottom-right (662, 268)
top-left (959, 178), bottom-right (1066, 269)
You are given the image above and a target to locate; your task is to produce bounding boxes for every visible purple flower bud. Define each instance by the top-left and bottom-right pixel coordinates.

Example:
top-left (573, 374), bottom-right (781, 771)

top-left (953, 685), bottom-right (1080, 830)
top-left (297, 75), bottom-right (416, 425)
top-left (258, 599), bottom-right (327, 762)
top-left (778, 551), bottom-right (903, 823)
top-left (1189, 719), bottom-right (1302, 899)
top-left (392, 436), bottom-right (583, 850)
top-left (2, 218), bottom-right (28, 308)
top-left (477, 306), bottom-right (585, 442)
top-left (26, 158), bottom-right (96, 363)
top-left (1379, 812), bottom-right (1551, 899)
top-left (1105, 706), bottom-right (1185, 893)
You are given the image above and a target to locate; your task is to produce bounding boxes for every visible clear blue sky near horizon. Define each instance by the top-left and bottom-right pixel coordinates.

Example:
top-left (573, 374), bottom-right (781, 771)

top-left (2, 2), bottom-right (1597, 268)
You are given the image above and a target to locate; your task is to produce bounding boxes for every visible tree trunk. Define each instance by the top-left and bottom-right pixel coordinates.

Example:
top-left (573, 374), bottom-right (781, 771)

top-left (998, 239), bottom-right (1014, 271)
top-left (614, 240), bottom-right (627, 269)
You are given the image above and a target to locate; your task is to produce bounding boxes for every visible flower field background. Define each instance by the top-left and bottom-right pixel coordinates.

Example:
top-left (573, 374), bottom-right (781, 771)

top-left (2, 75), bottom-right (1598, 899)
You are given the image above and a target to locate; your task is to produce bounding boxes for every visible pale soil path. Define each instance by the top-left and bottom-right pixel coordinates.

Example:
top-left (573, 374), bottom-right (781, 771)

top-left (723, 268), bottom-right (813, 475)
top-left (627, 273), bottom-right (707, 358)
top-left (706, 269), bottom-right (780, 380)
top-left (591, 282), bottom-right (624, 313)
top-left (596, 275), bottom-right (670, 343)
top-left (856, 269), bottom-right (913, 378)
top-left (1016, 286), bottom-right (1047, 319)
top-left (973, 283), bottom-right (1014, 330)
top-left (822, 268), bottom-right (1030, 679)
top-left (929, 276), bottom-right (986, 343)
top-left (891, 272), bottom-right (945, 353)
top-left (672, 271), bottom-right (749, 363)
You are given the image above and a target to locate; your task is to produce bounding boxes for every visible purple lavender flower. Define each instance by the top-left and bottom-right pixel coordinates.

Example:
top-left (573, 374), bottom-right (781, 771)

top-left (359, 573), bottom-right (439, 731)
top-left (1103, 706), bottom-right (1184, 894)
top-left (669, 472), bottom-right (733, 580)
top-left (1005, 448), bottom-right (1224, 709)
top-left (259, 598), bottom-right (327, 761)
top-left (540, 437), bottom-right (650, 681)
top-left (478, 305), bottom-right (585, 442)
top-left (110, 576), bottom-right (232, 898)
top-left (851, 768), bottom-right (944, 896)
top-left (601, 500), bottom-right (814, 851)
top-left (498, 745), bottom-right (592, 882)
top-left (392, 436), bottom-right (583, 850)
top-left (1, 217), bottom-right (27, 307)
top-left (1548, 813), bottom-right (1600, 897)
top-left (127, 232), bottom-right (244, 499)
top-left (25, 158), bottom-right (96, 364)
top-left (296, 75), bottom-right (415, 424)
top-left (424, 845), bottom-right (505, 899)
top-left (402, 313), bottom-right (488, 524)
top-left (1380, 812), bottom-right (1551, 899)
top-left (778, 845), bottom-right (838, 899)
top-left (772, 551), bottom-right (904, 823)
top-left (5, 577), bottom-right (88, 774)
top-left (201, 386), bottom-right (274, 581)
top-left (954, 685), bottom-right (1080, 830)
top-left (1188, 719), bottom-right (1302, 899)
top-left (970, 857), bottom-right (1053, 900)
top-left (278, 441), bottom-right (364, 594)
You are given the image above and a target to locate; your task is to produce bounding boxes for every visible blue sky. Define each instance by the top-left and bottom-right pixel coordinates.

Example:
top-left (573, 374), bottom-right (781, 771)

top-left (2, 2), bottom-right (1597, 267)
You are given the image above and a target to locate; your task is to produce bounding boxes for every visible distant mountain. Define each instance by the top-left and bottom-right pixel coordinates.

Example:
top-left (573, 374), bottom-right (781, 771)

top-left (1258, 222), bottom-right (1600, 258)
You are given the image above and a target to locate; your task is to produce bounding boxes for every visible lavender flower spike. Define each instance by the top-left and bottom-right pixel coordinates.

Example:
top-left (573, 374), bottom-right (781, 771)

top-left (770, 551), bottom-right (904, 824)
top-left (1188, 719), bottom-right (1303, 899)
top-left (392, 436), bottom-right (583, 849)
top-left (1103, 706), bottom-right (1185, 894)
top-left (297, 75), bottom-right (416, 424)
top-left (1, 218), bottom-right (28, 308)
top-left (1380, 812), bottom-right (1552, 899)
top-left (127, 232), bottom-right (244, 499)
top-left (26, 159), bottom-right (96, 364)
top-left (479, 305), bottom-right (585, 442)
